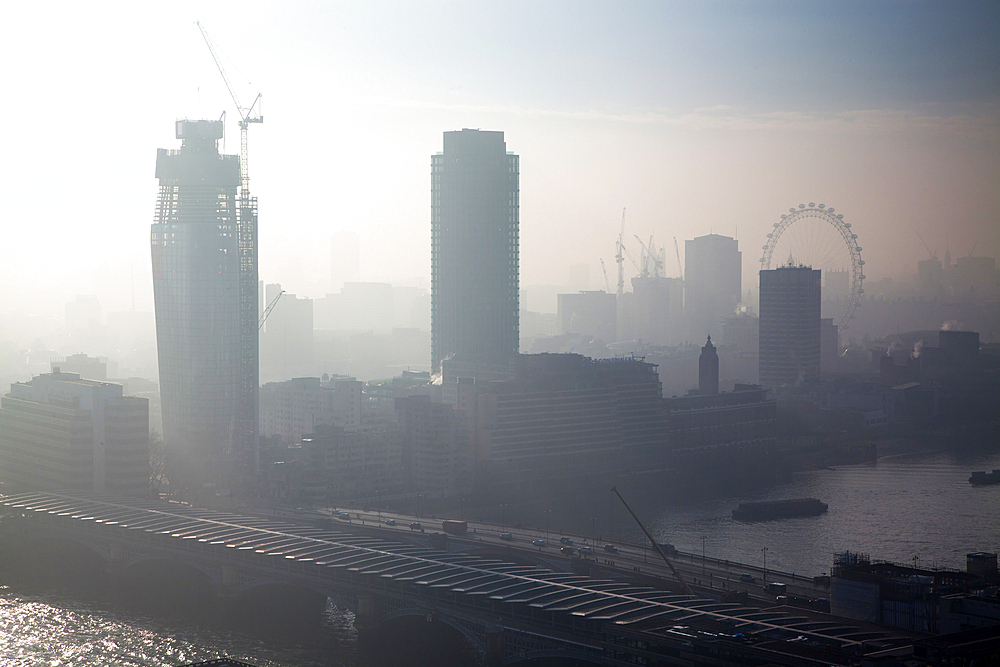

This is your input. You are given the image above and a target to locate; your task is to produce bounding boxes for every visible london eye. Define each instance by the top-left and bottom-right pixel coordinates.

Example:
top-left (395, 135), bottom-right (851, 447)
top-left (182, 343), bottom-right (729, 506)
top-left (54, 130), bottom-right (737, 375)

top-left (759, 203), bottom-right (865, 330)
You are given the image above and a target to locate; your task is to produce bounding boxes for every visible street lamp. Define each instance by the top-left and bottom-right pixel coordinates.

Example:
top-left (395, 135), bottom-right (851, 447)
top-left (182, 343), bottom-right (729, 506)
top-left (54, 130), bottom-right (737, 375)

top-left (545, 509), bottom-right (551, 539)
top-left (377, 489), bottom-right (381, 523)
top-left (762, 547), bottom-right (768, 581)
top-left (702, 536), bottom-right (706, 574)
top-left (501, 503), bottom-right (507, 532)
top-left (913, 555), bottom-right (919, 573)
top-left (592, 516), bottom-right (597, 544)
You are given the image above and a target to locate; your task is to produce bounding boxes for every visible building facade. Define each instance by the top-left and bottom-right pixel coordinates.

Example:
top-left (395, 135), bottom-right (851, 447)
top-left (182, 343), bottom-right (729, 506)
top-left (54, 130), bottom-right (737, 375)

top-left (685, 234), bottom-right (741, 342)
top-left (0, 370), bottom-right (149, 495)
top-left (151, 119), bottom-right (258, 491)
top-left (458, 354), bottom-right (669, 488)
top-left (431, 129), bottom-right (519, 373)
top-left (759, 265), bottom-right (821, 388)
top-left (259, 376), bottom-right (362, 443)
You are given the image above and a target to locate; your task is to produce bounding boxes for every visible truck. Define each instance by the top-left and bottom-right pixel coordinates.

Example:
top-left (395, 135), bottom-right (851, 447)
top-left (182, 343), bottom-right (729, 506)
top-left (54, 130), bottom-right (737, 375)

top-left (442, 520), bottom-right (468, 535)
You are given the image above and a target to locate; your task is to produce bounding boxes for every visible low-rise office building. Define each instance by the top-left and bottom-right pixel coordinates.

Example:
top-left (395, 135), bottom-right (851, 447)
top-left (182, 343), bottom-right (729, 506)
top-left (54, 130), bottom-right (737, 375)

top-left (0, 369), bottom-right (149, 495)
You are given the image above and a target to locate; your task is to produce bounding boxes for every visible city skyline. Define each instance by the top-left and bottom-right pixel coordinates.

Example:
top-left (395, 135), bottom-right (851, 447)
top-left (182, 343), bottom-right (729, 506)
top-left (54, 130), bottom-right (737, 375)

top-left (1, 2), bottom-right (998, 323)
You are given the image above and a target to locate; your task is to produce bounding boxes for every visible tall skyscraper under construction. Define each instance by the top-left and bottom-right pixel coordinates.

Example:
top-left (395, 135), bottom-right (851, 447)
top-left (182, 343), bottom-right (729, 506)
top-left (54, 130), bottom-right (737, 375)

top-left (151, 119), bottom-right (258, 492)
top-left (431, 129), bottom-right (519, 373)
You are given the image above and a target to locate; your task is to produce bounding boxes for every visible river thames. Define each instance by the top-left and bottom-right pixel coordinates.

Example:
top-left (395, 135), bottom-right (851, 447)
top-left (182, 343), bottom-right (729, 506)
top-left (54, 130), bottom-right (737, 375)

top-left (1, 446), bottom-right (997, 665)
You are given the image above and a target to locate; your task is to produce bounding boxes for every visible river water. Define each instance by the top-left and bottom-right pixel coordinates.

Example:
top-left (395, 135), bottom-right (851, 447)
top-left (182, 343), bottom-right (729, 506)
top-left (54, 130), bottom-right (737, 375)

top-left (1, 446), bottom-right (997, 665)
top-left (637, 447), bottom-right (1000, 577)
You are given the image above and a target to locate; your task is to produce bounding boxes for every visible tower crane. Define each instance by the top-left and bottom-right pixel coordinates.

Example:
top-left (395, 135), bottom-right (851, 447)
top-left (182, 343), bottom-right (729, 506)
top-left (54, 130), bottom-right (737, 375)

top-left (615, 208), bottom-right (626, 297)
top-left (600, 259), bottom-right (612, 293)
top-left (258, 290), bottom-right (285, 330)
top-left (673, 237), bottom-right (684, 280)
top-left (915, 232), bottom-right (936, 259)
top-left (196, 21), bottom-right (263, 197)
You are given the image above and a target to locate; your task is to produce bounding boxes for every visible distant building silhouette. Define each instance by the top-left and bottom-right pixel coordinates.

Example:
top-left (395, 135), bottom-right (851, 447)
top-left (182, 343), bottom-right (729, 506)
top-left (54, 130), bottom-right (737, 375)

top-left (150, 119), bottom-right (258, 492)
top-left (431, 129), bottom-right (519, 374)
top-left (557, 290), bottom-right (617, 342)
top-left (759, 265), bottom-right (821, 388)
top-left (699, 336), bottom-right (719, 395)
top-left (0, 370), bottom-right (149, 495)
top-left (685, 234), bottom-right (741, 342)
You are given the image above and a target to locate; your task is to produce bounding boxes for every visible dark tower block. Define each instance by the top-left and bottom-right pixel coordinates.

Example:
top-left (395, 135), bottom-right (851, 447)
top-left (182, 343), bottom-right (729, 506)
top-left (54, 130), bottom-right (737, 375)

top-left (699, 335), bottom-right (719, 395)
top-left (151, 119), bottom-right (258, 493)
top-left (431, 129), bottom-right (519, 374)
top-left (759, 265), bottom-right (821, 388)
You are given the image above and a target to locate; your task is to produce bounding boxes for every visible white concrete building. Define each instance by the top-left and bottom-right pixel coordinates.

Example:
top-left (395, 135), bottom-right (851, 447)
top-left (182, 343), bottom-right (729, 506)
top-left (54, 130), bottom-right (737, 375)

top-left (259, 376), bottom-right (362, 443)
top-left (0, 370), bottom-right (149, 495)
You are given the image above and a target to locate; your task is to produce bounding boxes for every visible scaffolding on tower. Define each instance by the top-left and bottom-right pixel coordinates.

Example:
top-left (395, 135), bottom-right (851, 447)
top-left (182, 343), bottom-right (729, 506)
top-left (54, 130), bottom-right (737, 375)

top-left (197, 21), bottom-right (264, 481)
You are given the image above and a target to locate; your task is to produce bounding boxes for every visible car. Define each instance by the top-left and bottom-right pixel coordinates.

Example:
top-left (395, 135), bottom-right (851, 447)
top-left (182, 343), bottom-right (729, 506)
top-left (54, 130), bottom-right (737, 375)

top-left (500, 532), bottom-right (514, 541)
top-left (409, 522), bottom-right (422, 530)
top-left (603, 544), bottom-right (619, 553)
top-left (560, 546), bottom-right (575, 555)
top-left (559, 537), bottom-right (573, 545)
top-left (336, 513), bottom-right (350, 520)
top-left (384, 518), bottom-right (396, 526)
top-left (578, 546), bottom-right (593, 555)
top-left (532, 539), bottom-right (546, 547)
top-left (740, 573), bottom-right (756, 583)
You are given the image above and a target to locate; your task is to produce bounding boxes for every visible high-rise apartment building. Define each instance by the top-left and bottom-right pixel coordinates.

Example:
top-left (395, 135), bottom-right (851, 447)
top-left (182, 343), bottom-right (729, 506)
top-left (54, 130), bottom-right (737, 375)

top-left (151, 119), bottom-right (258, 491)
top-left (0, 370), bottom-right (149, 495)
top-left (759, 265), bottom-right (821, 388)
top-left (431, 129), bottom-right (519, 373)
top-left (685, 234), bottom-right (741, 341)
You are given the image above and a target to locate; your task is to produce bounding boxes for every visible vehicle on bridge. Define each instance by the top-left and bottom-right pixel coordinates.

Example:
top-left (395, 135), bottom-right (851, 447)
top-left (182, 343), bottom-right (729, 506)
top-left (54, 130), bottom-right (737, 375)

top-left (560, 546), bottom-right (576, 556)
top-left (763, 582), bottom-right (787, 594)
top-left (559, 536), bottom-right (573, 545)
top-left (578, 546), bottom-right (592, 556)
top-left (500, 532), bottom-right (514, 541)
top-left (409, 522), bottom-right (422, 531)
top-left (442, 520), bottom-right (467, 535)
top-left (532, 539), bottom-right (545, 547)
top-left (603, 544), bottom-right (618, 553)
top-left (384, 518), bottom-right (396, 526)
top-left (740, 573), bottom-right (756, 583)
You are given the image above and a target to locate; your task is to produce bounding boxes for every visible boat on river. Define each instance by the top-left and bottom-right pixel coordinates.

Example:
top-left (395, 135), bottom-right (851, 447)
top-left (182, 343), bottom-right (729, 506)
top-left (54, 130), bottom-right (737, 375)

top-left (732, 498), bottom-right (828, 522)
top-left (969, 470), bottom-right (1000, 486)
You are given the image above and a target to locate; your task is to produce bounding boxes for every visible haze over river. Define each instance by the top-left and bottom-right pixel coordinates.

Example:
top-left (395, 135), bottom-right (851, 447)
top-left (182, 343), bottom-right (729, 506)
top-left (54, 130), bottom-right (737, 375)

top-left (1, 446), bottom-right (997, 666)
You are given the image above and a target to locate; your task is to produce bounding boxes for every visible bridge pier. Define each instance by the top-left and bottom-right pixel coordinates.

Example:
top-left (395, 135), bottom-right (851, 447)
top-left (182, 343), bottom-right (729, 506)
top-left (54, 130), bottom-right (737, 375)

top-left (485, 629), bottom-right (505, 667)
top-left (353, 591), bottom-right (380, 653)
top-left (211, 564), bottom-right (242, 614)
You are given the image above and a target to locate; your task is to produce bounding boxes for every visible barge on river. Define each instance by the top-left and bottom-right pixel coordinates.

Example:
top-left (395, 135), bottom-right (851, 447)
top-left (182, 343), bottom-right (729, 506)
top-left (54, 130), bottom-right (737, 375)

top-left (969, 470), bottom-right (1000, 486)
top-left (732, 498), bottom-right (828, 522)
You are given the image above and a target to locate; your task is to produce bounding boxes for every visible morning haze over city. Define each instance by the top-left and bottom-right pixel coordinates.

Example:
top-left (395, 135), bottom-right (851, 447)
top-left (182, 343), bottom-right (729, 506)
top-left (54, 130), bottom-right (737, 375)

top-left (0, 2), bottom-right (997, 666)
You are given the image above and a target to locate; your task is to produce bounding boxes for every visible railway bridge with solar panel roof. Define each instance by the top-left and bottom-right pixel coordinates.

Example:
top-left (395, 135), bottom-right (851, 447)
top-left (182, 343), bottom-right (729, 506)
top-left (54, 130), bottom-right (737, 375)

top-left (0, 492), bottom-right (915, 666)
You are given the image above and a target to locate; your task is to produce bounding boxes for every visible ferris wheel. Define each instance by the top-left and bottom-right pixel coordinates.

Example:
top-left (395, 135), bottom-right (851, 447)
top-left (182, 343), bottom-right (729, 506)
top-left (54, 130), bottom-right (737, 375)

top-left (759, 203), bottom-right (866, 330)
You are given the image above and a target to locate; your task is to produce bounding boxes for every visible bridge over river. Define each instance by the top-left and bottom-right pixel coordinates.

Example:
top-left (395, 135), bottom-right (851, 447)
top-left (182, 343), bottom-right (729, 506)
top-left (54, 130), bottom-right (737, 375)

top-left (0, 492), bottom-right (914, 666)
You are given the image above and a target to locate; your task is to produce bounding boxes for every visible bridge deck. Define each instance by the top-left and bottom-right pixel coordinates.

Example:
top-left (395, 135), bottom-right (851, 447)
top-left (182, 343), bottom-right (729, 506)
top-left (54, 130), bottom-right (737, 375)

top-left (0, 492), bottom-right (912, 654)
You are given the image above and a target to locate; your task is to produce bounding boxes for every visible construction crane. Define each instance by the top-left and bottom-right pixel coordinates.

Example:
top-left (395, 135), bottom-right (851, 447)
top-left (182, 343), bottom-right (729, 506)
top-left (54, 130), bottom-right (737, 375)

top-left (613, 487), bottom-right (694, 596)
top-left (615, 208), bottom-right (627, 297)
top-left (673, 237), bottom-right (684, 280)
top-left (916, 232), bottom-right (936, 259)
top-left (196, 21), bottom-right (263, 197)
top-left (258, 290), bottom-right (284, 330)
top-left (600, 259), bottom-right (612, 293)
top-left (634, 235), bottom-right (666, 278)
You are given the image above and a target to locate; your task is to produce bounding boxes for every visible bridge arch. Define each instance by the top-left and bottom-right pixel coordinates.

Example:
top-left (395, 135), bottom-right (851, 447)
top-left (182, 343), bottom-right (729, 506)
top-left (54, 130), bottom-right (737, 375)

top-left (380, 607), bottom-right (490, 654)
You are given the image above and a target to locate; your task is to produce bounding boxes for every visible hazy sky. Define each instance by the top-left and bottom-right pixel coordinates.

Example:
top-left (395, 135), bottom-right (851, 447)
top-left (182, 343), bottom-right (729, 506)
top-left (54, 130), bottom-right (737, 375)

top-left (1, 1), bottom-right (998, 319)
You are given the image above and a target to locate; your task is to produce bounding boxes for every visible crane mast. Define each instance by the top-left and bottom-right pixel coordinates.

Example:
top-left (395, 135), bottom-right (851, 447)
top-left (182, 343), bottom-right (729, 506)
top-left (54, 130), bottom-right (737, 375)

top-left (196, 21), bottom-right (263, 196)
top-left (615, 208), bottom-right (626, 297)
top-left (196, 21), bottom-right (264, 482)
